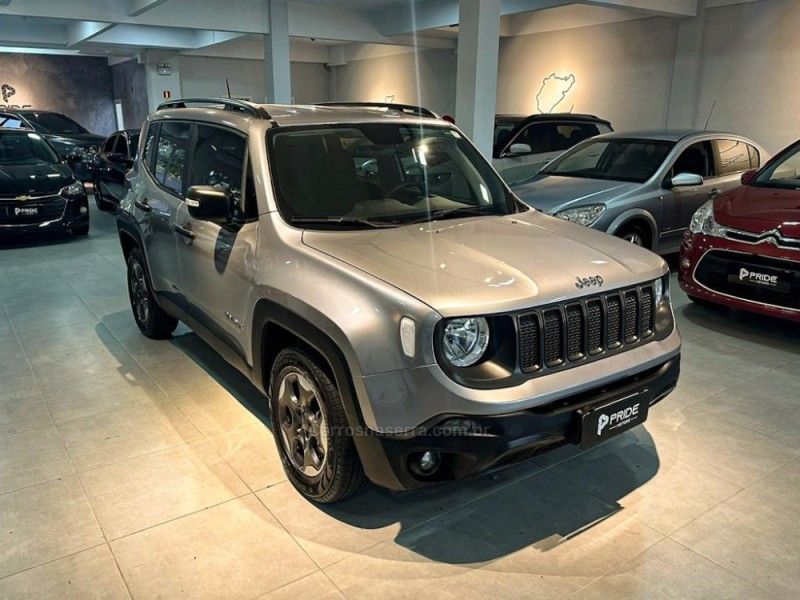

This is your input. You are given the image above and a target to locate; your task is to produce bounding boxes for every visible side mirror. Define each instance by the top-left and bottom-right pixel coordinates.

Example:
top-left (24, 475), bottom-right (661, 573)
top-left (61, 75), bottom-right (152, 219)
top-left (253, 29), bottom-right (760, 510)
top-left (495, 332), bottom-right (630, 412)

top-left (185, 185), bottom-right (232, 224)
top-left (507, 143), bottom-right (532, 156)
top-left (741, 169), bottom-right (757, 185)
top-left (108, 152), bottom-right (132, 166)
top-left (670, 172), bottom-right (704, 188)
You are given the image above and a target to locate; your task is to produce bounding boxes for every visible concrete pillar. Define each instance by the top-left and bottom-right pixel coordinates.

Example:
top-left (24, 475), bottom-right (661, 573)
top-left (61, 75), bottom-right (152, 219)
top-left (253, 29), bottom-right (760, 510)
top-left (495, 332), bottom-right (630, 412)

top-left (142, 51), bottom-right (181, 112)
top-left (264, 0), bottom-right (292, 104)
top-left (665, 1), bottom-right (707, 128)
top-left (455, 0), bottom-right (501, 158)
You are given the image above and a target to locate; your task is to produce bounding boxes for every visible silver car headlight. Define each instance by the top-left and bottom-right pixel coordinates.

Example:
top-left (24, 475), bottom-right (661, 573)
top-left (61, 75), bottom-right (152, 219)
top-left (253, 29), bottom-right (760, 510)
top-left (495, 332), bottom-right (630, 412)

top-left (555, 204), bottom-right (606, 227)
top-left (60, 181), bottom-right (85, 198)
top-left (442, 317), bottom-right (490, 367)
top-left (689, 200), bottom-right (723, 236)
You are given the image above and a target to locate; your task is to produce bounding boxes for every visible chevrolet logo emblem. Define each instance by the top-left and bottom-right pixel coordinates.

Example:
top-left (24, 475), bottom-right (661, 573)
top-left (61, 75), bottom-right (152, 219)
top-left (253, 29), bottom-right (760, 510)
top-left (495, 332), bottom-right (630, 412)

top-left (15, 195), bottom-right (31, 202)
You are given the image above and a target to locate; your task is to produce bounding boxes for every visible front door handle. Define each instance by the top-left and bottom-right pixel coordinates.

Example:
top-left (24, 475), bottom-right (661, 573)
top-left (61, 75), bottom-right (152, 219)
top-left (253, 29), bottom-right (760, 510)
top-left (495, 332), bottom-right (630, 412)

top-left (174, 224), bottom-right (196, 243)
top-left (134, 198), bottom-right (151, 212)
top-left (708, 188), bottom-right (721, 199)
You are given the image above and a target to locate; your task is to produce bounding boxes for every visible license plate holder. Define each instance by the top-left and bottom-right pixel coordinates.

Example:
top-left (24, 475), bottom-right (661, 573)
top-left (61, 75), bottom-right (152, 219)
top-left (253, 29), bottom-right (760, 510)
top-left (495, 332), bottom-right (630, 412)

top-left (727, 263), bottom-right (792, 293)
top-left (9, 206), bottom-right (40, 218)
top-left (579, 391), bottom-right (649, 449)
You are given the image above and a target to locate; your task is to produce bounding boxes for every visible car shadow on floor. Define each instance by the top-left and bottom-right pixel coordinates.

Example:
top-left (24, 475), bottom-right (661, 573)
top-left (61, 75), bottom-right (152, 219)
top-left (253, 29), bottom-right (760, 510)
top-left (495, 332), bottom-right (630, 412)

top-left (116, 321), bottom-right (662, 565)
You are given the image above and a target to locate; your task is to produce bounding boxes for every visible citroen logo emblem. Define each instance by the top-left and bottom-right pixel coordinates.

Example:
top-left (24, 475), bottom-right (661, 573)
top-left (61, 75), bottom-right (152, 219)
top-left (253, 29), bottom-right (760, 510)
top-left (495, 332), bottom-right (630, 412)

top-left (767, 236), bottom-right (779, 247)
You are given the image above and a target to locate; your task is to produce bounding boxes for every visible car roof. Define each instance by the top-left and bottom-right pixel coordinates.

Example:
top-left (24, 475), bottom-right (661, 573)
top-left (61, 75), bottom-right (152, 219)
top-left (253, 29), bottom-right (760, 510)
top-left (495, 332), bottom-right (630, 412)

top-left (597, 129), bottom-right (746, 142)
top-left (496, 113), bottom-right (610, 125)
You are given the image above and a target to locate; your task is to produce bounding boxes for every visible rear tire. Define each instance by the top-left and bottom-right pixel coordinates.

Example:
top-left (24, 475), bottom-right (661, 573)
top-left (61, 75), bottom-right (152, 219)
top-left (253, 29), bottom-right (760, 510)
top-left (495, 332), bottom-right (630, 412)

top-left (126, 247), bottom-right (178, 339)
top-left (93, 183), bottom-right (114, 211)
top-left (71, 225), bottom-right (90, 236)
top-left (270, 347), bottom-right (366, 503)
top-left (616, 223), bottom-right (651, 249)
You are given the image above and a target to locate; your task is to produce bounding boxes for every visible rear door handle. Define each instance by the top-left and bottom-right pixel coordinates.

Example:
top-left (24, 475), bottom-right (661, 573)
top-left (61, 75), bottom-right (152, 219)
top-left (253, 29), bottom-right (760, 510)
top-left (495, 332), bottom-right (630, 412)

top-left (174, 224), bottom-right (196, 242)
top-left (134, 198), bottom-right (151, 212)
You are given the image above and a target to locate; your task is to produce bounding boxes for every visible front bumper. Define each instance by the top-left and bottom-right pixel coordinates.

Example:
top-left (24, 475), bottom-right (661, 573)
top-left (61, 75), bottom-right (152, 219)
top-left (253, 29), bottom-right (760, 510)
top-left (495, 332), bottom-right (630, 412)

top-left (0, 195), bottom-right (89, 235)
top-left (358, 355), bottom-right (679, 490)
top-left (679, 232), bottom-right (800, 322)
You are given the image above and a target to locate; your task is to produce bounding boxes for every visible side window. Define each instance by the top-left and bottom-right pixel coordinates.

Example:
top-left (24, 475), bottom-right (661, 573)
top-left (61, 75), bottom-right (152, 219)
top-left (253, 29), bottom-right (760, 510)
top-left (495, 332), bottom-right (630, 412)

top-left (672, 141), bottom-right (714, 178)
top-left (552, 123), bottom-right (601, 152)
top-left (514, 123), bottom-right (552, 154)
top-left (189, 124), bottom-right (246, 216)
top-left (115, 135), bottom-right (129, 157)
top-left (102, 136), bottom-right (117, 155)
top-left (0, 116), bottom-right (24, 128)
top-left (154, 121), bottom-right (191, 195)
top-left (715, 139), bottom-right (752, 175)
top-left (142, 123), bottom-right (159, 168)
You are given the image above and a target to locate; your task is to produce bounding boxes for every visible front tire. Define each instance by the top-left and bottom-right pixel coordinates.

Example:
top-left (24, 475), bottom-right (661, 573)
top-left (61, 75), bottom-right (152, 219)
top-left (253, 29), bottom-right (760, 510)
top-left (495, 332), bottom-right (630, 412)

top-left (126, 247), bottom-right (178, 339)
top-left (71, 224), bottom-right (90, 236)
top-left (616, 223), bottom-right (651, 249)
top-left (93, 182), bottom-right (114, 211)
top-left (270, 347), bottom-right (365, 503)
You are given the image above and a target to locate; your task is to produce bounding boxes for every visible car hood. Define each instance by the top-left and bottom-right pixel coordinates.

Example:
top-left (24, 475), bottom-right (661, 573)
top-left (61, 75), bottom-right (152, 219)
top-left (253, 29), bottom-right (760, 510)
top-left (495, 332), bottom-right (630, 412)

top-left (45, 133), bottom-right (105, 151)
top-left (511, 175), bottom-right (641, 214)
top-left (0, 162), bottom-right (75, 197)
top-left (302, 210), bottom-right (666, 316)
top-left (715, 185), bottom-right (800, 238)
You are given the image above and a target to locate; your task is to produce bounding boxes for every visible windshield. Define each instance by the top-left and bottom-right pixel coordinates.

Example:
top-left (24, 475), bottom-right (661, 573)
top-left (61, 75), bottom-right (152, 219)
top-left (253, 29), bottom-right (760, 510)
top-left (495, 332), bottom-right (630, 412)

top-left (19, 112), bottom-right (88, 135)
top-left (753, 143), bottom-right (800, 190)
top-left (0, 131), bottom-right (60, 165)
top-left (541, 138), bottom-right (675, 183)
top-left (268, 123), bottom-right (520, 228)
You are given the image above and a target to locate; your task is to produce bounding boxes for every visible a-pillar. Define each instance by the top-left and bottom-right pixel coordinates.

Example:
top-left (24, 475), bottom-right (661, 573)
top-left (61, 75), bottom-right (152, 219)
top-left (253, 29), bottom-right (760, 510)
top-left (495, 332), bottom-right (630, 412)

top-left (264, 0), bottom-right (291, 104)
top-left (455, 0), bottom-right (501, 158)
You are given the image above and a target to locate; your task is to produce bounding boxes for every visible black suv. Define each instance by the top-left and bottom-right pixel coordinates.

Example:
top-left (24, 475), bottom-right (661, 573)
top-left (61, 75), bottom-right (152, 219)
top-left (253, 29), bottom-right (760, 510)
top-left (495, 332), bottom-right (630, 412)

top-left (0, 110), bottom-right (105, 181)
top-left (0, 127), bottom-right (89, 236)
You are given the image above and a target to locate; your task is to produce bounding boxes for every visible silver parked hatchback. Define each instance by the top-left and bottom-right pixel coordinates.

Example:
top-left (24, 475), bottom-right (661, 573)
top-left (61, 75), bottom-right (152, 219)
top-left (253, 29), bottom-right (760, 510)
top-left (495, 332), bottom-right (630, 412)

top-left (512, 130), bottom-right (769, 254)
top-left (118, 99), bottom-right (681, 502)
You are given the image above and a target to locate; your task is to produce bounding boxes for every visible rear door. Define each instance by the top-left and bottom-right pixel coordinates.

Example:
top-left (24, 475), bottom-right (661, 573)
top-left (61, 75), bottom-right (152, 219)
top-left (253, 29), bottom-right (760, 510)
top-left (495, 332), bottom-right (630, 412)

top-left (136, 120), bottom-right (191, 300)
top-left (175, 123), bottom-right (258, 361)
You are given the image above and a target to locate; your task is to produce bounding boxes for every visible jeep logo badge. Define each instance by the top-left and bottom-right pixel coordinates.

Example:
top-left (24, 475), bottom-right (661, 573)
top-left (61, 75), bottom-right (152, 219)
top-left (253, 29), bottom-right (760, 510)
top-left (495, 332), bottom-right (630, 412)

top-left (575, 275), bottom-right (604, 289)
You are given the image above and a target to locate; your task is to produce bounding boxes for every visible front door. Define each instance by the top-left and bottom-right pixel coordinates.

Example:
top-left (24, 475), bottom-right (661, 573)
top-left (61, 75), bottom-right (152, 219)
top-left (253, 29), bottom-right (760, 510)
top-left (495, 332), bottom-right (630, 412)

top-left (661, 141), bottom-right (719, 242)
top-left (137, 120), bottom-right (191, 300)
top-left (175, 124), bottom-right (258, 363)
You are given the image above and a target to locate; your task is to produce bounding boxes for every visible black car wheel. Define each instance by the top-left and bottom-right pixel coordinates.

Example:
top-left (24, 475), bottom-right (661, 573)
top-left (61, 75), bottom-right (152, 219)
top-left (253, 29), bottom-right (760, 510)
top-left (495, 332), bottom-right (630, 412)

top-left (126, 247), bottom-right (178, 338)
top-left (270, 347), bottom-right (365, 503)
top-left (71, 225), bottom-right (90, 236)
top-left (93, 182), bottom-right (114, 211)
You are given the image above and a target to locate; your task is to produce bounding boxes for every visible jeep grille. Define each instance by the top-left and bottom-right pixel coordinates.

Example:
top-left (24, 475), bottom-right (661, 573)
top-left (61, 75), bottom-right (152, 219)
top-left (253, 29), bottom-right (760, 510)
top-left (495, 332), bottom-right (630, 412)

top-left (518, 284), bottom-right (656, 374)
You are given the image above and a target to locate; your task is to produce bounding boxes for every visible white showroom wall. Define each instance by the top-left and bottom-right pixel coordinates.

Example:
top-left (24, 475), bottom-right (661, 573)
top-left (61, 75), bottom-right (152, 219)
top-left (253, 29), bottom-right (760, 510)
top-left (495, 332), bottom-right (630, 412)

top-left (328, 48), bottom-right (458, 117)
top-left (495, 16), bottom-right (679, 132)
top-left (178, 55), bottom-right (329, 105)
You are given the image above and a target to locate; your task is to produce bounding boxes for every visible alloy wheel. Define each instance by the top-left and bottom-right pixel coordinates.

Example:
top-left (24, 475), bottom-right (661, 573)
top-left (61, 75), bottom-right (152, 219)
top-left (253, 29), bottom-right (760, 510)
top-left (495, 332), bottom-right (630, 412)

top-left (277, 370), bottom-right (329, 477)
top-left (129, 260), bottom-right (150, 325)
top-left (623, 231), bottom-right (645, 246)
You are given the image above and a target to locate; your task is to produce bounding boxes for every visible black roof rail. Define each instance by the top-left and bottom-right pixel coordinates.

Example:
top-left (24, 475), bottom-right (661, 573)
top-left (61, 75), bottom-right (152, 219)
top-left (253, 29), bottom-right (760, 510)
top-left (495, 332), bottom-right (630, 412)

top-left (316, 102), bottom-right (438, 119)
top-left (157, 98), bottom-right (271, 119)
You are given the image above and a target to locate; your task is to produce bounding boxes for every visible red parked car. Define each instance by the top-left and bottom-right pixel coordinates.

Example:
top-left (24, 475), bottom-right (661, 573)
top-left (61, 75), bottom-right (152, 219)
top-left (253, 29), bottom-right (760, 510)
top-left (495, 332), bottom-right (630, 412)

top-left (679, 139), bottom-right (800, 322)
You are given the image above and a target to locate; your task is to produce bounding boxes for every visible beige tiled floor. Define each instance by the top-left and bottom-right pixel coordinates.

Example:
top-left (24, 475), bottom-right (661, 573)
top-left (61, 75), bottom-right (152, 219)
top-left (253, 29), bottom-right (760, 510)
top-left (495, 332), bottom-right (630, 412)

top-left (1, 203), bottom-right (799, 599)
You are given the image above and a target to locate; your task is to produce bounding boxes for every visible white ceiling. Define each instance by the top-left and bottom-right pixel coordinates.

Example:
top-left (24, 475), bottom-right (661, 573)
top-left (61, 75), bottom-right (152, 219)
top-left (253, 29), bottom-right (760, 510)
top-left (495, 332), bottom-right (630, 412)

top-left (0, 0), bottom-right (715, 62)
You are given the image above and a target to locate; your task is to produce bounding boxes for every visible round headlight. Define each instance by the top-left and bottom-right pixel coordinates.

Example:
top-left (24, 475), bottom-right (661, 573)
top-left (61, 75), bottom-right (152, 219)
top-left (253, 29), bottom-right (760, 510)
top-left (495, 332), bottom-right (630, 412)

top-left (442, 317), bottom-right (490, 367)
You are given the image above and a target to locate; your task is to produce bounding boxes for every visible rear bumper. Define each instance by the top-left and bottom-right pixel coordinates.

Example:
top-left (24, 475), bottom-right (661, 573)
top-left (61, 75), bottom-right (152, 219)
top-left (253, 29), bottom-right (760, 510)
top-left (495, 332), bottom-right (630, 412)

top-left (357, 355), bottom-right (679, 491)
top-left (679, 232), bottom-right (800, 322)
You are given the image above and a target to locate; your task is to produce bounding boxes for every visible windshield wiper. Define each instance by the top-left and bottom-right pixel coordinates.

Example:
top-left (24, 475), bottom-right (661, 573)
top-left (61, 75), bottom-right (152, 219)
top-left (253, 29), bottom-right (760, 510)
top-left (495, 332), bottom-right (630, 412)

top-left (401, 205), bottom-right (497, 225)
top-left (289, 216), bottom-right (396, 229)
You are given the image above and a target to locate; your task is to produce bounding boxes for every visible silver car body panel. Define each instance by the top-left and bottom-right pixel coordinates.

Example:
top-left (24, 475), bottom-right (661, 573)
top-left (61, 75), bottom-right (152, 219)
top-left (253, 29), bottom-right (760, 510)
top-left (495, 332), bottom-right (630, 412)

top-left (121, 103), bottom-right (680, 433)
top-left (512, 130), bottom-right (770, 254)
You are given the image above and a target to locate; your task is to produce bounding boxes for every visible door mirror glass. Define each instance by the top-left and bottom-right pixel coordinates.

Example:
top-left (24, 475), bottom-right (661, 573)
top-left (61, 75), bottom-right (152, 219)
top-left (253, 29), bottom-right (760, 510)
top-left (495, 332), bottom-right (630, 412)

top-left (741, 169), bottom-right (758, 185)
top-left (670, 172), bottom-right (704, 188)
top-left (507, 143), bottom-right (532, 156)
top-left (186, 185), bottom-right (232, 224)
top-left (109, 153), bottom-right (132, 166)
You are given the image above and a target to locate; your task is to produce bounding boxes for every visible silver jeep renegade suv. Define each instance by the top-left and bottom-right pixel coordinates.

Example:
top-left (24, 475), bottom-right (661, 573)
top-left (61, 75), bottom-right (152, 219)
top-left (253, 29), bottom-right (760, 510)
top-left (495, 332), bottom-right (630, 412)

top-left (117, 98), bottom-right (681, 503)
